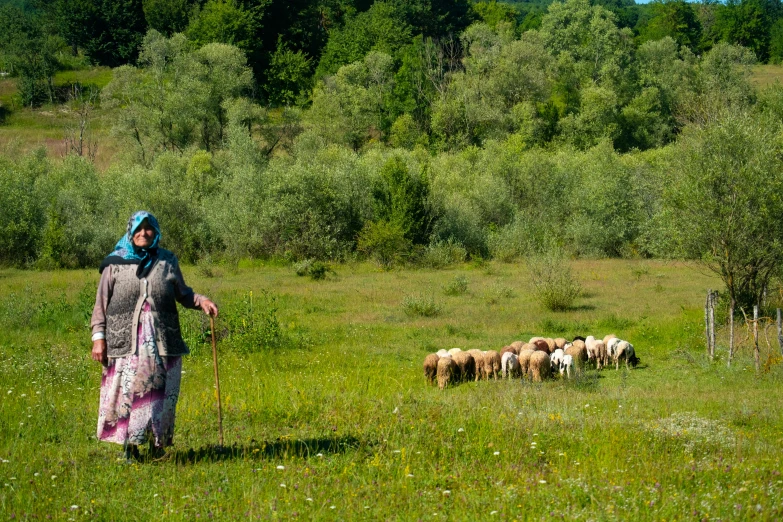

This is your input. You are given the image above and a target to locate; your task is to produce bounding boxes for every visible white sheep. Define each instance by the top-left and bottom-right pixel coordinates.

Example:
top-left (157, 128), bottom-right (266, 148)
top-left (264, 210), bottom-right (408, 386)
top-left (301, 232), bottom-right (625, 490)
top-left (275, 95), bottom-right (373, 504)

top-left (559, 354), bottom-right (574, 378)
top-left (436, 349), bottom-right (451, 358)
top-left (501, 352), bottom-right (520, 379)
top-left (550, 348), bottom-right (565, 371)
top-left (606, 337), bottom-right (621, 362)
top-left (448, 347), bottom-right (463, 356)
top-left (614, 340), bottom-right (637, 370)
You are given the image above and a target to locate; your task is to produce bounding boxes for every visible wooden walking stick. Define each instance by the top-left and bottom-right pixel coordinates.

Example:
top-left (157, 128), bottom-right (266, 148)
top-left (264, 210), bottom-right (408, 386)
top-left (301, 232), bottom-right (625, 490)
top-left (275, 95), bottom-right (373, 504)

top-left (210, 315), bottom-right (224, 446)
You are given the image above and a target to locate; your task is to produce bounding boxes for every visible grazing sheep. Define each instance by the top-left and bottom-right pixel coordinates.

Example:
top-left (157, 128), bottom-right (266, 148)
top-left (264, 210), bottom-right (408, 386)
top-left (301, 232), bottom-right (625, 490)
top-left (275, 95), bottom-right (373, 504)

top-left (606, 337), bottom-right (621, 362)
top-left (572, 335), bottom-right (586, 342)
top-left (528, 351), bottom-right (552, 382)
top-left (554, 338), bottom-right (568, 350)
top-left (529, 336), bottom-right (545, 344)
top-left (483, 350), bottom-right (502, 380)
top-left (603, 334), bottom-right (617, 346)
top-left (571, 339), bottom-right (586, 351)
top-left (448, 347), bottom-right (463, 356)
top-left (437, 357), bottom-right (458, 389)
top-left (518, 349), bottom-right (535, 377)
top-left (501, 352), bottom-right (520, 379)
top-left (521, 342), bottom-right (533, 352)
top-left (585, 336), bottom-right (599, 366)
top-left (564, 343), bottom-right (588, 372)
top-left (501, 345), bottom-right (516, 356)
top-left (452, 352), bottom-right (476, 382)
top-left (594, 340), bottom-right (607, 369)
top-left (559, 354), bottom-right (574, 378)
top-left (544, 338), bottom-right (556, 353)
top-left (510, 341), bottom-right (525, 352)
top-left (423, 354), bottom-right (439, 385)
top-left (467, 349), bottom-right (486, 381)
top-left (550, 348), bottom-right (565, 371)
top-left (614, 340), bottom-right (637, 370)
top-left (531, 339), bottom-right (550, 354)
top-left (436, 349), bottom-right (451, 358)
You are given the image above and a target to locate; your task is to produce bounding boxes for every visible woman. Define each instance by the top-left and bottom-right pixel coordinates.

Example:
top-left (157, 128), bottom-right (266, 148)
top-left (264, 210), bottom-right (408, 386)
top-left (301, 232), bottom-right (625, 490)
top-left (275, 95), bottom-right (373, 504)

top-left (90, 211), bottom-right (218, 460)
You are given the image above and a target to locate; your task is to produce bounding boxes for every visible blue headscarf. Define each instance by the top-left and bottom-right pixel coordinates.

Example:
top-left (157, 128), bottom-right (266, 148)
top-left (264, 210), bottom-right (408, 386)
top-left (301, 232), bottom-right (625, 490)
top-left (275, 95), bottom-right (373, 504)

top-left (99, 211), bottom-right (161, 278)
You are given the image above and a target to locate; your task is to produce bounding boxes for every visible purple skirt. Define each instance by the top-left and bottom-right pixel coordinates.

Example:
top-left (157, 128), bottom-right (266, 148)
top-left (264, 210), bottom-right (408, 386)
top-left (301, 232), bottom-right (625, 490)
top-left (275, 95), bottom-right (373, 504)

top-left (97, 302), bottom-right (182, 448)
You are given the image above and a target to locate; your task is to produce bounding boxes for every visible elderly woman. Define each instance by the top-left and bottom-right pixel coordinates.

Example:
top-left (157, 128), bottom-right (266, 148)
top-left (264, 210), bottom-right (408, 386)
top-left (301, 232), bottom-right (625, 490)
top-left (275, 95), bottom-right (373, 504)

top-left (90, 211), bottom-right (218, 460)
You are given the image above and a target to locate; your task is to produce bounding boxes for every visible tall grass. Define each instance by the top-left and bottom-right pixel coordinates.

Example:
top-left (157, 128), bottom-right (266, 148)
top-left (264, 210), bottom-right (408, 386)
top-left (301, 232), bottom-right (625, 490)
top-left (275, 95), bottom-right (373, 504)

top-left (2, 260), bottom-right (783, 520)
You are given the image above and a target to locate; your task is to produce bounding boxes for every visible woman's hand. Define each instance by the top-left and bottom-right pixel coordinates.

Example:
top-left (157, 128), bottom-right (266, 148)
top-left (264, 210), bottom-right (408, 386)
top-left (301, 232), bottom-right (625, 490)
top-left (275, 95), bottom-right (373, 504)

top-left (201, 299), bottom-right (219, 317)
top-left (92, 339), bottom-right (107, 366)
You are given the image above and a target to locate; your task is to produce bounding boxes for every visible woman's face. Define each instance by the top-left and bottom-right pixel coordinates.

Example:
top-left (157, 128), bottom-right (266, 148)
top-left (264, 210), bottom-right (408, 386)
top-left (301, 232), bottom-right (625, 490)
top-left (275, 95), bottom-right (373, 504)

top-left (132, 221), bottom-right (156, 248)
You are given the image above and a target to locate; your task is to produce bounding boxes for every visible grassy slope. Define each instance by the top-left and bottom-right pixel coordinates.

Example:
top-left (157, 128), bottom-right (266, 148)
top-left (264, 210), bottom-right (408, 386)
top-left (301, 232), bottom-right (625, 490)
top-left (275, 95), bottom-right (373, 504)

top-left (1, 260), bottom-right (782, 520)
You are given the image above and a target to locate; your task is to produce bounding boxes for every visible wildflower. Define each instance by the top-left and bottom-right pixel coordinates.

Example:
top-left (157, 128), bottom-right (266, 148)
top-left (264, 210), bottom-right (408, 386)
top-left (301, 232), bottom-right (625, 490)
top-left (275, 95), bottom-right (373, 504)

top-left (316, 453), bottom-right (323, 458)
top-left (70, 506), bottom-right (78, 510)
top-left (280, 484), bottom-right (286, 488)
top-left (490, 511), bottom-right (498, 515)
top-left (494, 452), bottom-right (500, 456)
top-left (329, 506), bottom-right (335, 509)
top-left (407, 474), bottom-right (414, 478)
top-left (51, 476), bottom-right (56, 480)
top-left (539, 480), bottom-right (547, 484)
top-left (276, 465), bottom-right (285, 470)
top-left (443, 490), bottom-right (451, 496)
top-left (457, 428), bottom-right (464, 433)
top-left (306, 498), bottom-right (313, 502)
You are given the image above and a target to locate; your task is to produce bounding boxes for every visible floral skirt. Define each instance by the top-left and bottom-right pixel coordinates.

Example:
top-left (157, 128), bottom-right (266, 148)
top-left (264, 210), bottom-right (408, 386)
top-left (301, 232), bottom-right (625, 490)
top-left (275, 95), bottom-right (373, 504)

top-left (97, 303), bottom-right (182, 448)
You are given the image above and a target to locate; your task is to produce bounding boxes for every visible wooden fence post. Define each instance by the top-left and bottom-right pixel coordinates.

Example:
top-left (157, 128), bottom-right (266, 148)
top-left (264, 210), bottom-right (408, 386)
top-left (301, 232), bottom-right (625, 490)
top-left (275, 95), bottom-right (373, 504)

top-left (709, 291), bottom-right (716, 360)
top-left (705, 290), bottom-right (712, 359)
top-left (754, 304), bottom-right (760, 372)
top-left (728, 298), bottom-right (735, 368)
top-left (777, 308), bottom-right (783, 357)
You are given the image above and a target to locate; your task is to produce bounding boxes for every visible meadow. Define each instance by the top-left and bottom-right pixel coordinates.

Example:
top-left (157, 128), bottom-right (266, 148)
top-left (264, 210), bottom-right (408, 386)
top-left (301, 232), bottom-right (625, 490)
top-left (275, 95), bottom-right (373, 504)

top-left (2, 259), bottom-right (783, 520)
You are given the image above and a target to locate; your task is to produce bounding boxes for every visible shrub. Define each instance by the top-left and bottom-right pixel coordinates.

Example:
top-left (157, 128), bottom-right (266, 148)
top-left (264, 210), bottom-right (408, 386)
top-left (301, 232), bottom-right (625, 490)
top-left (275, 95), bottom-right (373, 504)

top-left (293, 258), bottom-right (335, 280)
top-left (443, 275), bottom-right (468, 296)
top-left (219, 290), bottom-right (284, 353)
top-left (402, 293), bottom-right (443, 317)
top-left (417, 239), bottom-right (467, 268)
top-left (357, 220), bottom-right (411, 269)
top-left (528, 252), bottom-right (582, 311)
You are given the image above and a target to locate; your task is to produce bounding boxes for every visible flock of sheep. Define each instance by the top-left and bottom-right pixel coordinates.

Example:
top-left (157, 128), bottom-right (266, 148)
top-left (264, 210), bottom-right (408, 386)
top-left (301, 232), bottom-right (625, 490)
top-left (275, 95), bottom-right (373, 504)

top-left (423, 335), bottom-right (639, 389)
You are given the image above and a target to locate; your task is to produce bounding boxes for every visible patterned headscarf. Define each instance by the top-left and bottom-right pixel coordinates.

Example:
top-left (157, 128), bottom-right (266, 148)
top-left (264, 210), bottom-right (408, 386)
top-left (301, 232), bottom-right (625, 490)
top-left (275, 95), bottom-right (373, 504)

top-left (99, 211), bottom-right (161, 278)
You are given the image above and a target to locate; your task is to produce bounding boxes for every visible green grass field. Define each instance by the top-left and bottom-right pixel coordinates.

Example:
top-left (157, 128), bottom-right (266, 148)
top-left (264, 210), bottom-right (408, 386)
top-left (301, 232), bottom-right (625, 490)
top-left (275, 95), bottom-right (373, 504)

top-left (1, 260), bottom-right (782, 520)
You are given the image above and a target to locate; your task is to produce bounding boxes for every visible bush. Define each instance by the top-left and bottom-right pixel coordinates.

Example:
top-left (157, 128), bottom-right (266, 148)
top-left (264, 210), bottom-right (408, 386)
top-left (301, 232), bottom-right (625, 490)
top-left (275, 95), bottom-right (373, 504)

top-left (528, 252), bottom-right (582, 311)
top-left (402, 293), bottom-right (443, 317)
top-left (418, 239), bottom-right (467, 268)
top-left (219, 290), bottom-right (284, 353)
top-left (293, 259), bottom-right (336, 280)
top-left (443, 275), bottom-right (468, 296)
top-left (358, 220), bottom-right (411, 269)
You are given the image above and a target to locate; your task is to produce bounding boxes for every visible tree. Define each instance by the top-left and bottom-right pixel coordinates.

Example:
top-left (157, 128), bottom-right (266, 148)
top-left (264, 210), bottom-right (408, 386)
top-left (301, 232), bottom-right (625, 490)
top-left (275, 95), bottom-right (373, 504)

top-left (715, 0), bottom-right (774, 61)
top-left (185, 0), bottom-right (261, 57)
top-left (656, 111), bottom-right (783, 312)
top-left (636, 0), bottom-right (702, 52)
top-left (372, 155), bottom-right (433, 245)
top-left (143, 0), bottom-right (194, 34)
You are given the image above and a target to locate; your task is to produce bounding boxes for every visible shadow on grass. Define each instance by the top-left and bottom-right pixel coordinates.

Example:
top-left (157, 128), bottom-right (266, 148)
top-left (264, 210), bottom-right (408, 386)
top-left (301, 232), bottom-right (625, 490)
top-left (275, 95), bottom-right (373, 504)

top-left (169, 435), bottom-right (368, 464)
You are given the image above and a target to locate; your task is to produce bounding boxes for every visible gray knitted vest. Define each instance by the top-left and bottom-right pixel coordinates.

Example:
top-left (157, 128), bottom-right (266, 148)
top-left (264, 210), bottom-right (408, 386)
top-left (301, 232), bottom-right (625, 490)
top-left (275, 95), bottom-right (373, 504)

top-left (105, 249), bottom-right (190, 358)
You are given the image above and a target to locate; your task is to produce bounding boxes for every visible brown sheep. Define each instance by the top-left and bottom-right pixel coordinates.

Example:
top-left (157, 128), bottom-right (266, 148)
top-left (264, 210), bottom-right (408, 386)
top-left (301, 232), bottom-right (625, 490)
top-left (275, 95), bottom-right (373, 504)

top-left (467, 349), bottom-right (486, 381)
top-left (437, 357), bottom-right (458, 389)
top-left (483, 350), bottom-right (502, 380)
top-left (571, 339), bottom-right (586, 351)
top-left (554, 338), bottom-right (568, 350)
top-left (518, 349), bottom-right (535, 378)
top-left (528, 351), bottom-right (552, 382)
top-left (520, 342), bottom-right (533, 352)
top-left (452, 352), bottom-right (476, 382)
top-left (529, 336), bottom-right (545, 345)
top-left (500, 345), bottom-right (516, 356)
top-left (531, 339), bottom-right (550, 354)
top-left (593, 340), bottom-right (607, 369)
top-left (564, 344), bottom-right (587, 372)
top-left (510, 340), bottom-right (525, 352)
top-left (423, 353), bottom-right (439, 385)
top-left (603, 334), bottom-right (617, 346)
top-left (544, 338), bottom-right (556, 353)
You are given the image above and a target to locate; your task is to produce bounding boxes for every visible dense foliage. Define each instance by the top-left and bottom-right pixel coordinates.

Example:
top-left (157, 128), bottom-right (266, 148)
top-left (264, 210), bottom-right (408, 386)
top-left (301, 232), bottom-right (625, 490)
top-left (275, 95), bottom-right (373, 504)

top-left (2, 0), bottom-right (783, 311)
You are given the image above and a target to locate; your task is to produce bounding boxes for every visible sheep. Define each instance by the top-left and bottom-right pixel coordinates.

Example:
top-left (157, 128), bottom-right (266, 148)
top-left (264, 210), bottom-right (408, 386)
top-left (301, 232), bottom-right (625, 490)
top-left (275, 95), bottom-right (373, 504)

top-left (423, 353), bottom-right (439, 385)
top-left (448, 347), bottom-right (463, 356)
top-left (606, 337), bottom-right (622, 362)
top-left (510, 340), bottom-right (525, 352)
top-left (436, 349), bottom-right (451, 358)
top-left (467, 349), bottom-right (486, 381)
top-left (437, 357), bottom-right (458, 389)
top-left (533, 339), bottom-right (551, 354)
top-left (564, 343), bottom-right (588, 372)
top-left (528, 351), bottom-right (552, 382)
top-left (452, 351), bottom-right (476, 382)
top-left (614, 340), bottom-right (638, 370)
top-left (554, 338), bottom-right (568, 350)
top-left (518, 349), bottom-right (535, 377)
top-left (571, 339), bottom-right (586, 351)
top-left (500, 345), bottom-right (517, 356)
top-left (550, 348), bottom-right (565, 371)
top-left (529, 336), bottom-right (545, 344)
top-left (559, 354), bottom-right (574, 378)
top-left (520, 342), bottom-right (533, 352)
top-left (603, 334), bottom-right (617, 346)
top-left (483, 350), bottom-right (502, 380)
top-left (501, 352), bottom-right (520, 379)
top-left (544, 338), bottom-right (556, 353)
